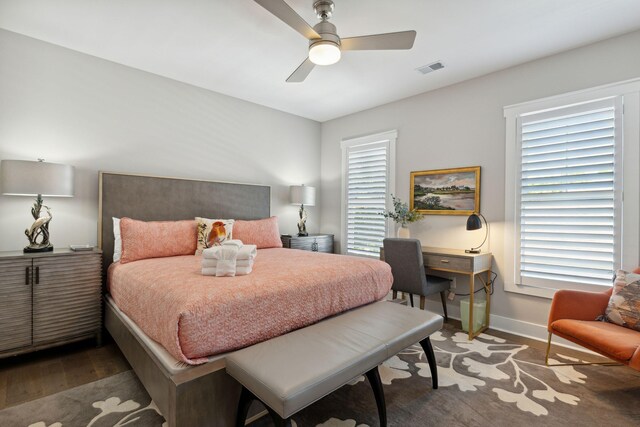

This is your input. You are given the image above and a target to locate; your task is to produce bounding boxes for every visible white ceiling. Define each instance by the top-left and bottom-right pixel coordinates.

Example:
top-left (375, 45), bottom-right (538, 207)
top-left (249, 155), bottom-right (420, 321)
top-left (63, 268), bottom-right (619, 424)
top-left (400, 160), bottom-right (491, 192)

top-left (1, 0), bottom-right (640, 122)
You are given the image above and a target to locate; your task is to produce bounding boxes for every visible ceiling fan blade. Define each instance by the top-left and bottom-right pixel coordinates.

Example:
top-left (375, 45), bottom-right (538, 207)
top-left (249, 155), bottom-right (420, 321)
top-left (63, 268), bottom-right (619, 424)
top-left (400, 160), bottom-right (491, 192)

top-left (341, 30), bottom-right (417, 51)
top-left (286, 58), bottom-right (315, 83)
top-left (254, 0), bottom-right (321, 40)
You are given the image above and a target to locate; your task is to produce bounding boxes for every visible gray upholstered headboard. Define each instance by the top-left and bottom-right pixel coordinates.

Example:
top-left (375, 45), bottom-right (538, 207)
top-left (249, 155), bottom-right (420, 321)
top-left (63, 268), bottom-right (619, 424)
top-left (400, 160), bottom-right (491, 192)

top-left (98, 172), bottom-right (271, 275)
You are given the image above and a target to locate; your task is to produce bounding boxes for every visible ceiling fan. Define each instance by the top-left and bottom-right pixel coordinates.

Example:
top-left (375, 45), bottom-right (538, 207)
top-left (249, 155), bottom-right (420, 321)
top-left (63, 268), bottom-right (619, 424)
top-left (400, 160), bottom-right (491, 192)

top-left (254, 0), bottom-right (417, 82)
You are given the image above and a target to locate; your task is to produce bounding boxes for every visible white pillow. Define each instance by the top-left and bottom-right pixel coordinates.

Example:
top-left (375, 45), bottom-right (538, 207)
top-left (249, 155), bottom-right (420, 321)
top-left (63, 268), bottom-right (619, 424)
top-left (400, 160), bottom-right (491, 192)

top-left (113, 217), bottom-right (122, 263)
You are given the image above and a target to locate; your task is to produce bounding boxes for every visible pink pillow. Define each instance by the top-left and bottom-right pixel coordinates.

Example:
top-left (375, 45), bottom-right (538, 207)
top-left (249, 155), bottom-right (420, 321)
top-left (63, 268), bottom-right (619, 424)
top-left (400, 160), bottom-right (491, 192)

top-left (232, 216), bottom-right (283, 249)
top-left (119, 218), bottom-right (197, 264)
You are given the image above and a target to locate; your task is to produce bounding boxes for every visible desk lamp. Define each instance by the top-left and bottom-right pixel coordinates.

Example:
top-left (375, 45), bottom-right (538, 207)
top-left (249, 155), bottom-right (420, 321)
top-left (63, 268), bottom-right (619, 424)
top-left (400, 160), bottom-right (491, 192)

top-left (465, 212), bottom-right (488, 254)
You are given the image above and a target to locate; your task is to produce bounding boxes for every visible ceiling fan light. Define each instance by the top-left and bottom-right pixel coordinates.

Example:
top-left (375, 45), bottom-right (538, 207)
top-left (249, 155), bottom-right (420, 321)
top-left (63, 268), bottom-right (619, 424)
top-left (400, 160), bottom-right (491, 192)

top-left (309, 41), bottom-right (341, 65)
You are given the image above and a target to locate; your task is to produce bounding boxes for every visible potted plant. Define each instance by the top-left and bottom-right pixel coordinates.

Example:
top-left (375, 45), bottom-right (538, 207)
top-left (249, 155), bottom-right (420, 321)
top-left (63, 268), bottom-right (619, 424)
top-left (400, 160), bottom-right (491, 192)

top-left (381, 195), bottom-right (424, 238)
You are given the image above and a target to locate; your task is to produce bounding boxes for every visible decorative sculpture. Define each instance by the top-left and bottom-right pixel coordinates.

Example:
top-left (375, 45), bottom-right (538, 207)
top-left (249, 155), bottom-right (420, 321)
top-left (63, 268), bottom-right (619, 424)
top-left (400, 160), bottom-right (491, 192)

top-left (297, 204), bottom-right (308, 236)
top-left (1, 159), bottom-right (74, 253)
top-left (290, 184), bottom-right (315, 237)
top-left (24, 194), bottom-right (53, 252)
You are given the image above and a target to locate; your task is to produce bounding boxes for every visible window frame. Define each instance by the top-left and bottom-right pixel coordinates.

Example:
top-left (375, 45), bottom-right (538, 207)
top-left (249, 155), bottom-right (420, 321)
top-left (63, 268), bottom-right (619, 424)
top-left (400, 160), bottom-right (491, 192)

top-left (504, 79), bottom-right (640, 298)
top-left (340, 130), bottom-right (397, 257)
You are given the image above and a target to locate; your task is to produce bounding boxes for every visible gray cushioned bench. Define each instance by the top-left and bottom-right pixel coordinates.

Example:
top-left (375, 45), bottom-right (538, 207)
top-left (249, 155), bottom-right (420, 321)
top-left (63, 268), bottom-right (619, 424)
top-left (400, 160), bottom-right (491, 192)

top-left (226, 301), bottom-right (443, 427)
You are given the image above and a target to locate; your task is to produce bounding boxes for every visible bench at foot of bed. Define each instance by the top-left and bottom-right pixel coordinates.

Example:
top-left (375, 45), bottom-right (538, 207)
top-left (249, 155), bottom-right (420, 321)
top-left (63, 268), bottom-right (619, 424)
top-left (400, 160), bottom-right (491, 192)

top-left (226, 301), bottom-right (443, 426)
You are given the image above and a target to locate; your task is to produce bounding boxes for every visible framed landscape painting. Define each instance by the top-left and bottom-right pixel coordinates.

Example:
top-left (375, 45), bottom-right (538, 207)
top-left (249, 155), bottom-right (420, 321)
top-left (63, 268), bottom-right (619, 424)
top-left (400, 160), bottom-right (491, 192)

top-left (410, 166), bottom-right (480, 215)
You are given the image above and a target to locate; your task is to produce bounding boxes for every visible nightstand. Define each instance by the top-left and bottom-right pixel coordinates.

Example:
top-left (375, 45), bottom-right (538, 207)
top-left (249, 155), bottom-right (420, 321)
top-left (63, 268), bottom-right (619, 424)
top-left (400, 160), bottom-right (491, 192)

top-left (0, 248), bottom-right (102, 358)
top-left (281, 234), bottom-right (334, 253)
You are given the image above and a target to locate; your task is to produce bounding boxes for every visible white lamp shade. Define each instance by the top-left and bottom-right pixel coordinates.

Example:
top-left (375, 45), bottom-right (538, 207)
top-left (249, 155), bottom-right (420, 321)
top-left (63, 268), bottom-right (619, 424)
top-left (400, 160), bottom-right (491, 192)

top-left (290, 185), bottom-right (316, 206)
top-left (1, 160), bottom-right (74, 197)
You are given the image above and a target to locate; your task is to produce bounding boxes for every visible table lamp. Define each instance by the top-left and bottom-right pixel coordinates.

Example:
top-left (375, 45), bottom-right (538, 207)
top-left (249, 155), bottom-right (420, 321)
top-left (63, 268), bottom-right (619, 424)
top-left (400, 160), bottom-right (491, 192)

top-left (465, 212), bottom-right (488, 254)
top-left (1, 159), bottom-right (75, 252)
top-left (290, 184), bottom-right (316, 237)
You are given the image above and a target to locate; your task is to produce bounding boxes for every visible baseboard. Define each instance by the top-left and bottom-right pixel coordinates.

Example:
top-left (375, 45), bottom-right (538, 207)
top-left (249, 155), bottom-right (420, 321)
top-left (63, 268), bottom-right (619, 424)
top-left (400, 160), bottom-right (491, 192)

top-left (447, 313), bottom-right (600, 357)
top-left (387, 293), bottom-right (601, 357)
top-left (490, 313), bottom-right (601, 356)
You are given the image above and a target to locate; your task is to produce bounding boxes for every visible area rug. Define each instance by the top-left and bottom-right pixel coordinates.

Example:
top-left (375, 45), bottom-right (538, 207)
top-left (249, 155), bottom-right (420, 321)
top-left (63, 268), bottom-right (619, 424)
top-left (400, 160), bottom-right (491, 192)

top-left (2, 325), bottom-right (639, 426)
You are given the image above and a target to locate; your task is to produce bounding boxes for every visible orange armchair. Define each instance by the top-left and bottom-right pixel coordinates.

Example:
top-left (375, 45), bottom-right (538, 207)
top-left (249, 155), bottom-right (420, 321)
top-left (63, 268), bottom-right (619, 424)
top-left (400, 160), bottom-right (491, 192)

top-left (546, 268), bottom-right (640, 371)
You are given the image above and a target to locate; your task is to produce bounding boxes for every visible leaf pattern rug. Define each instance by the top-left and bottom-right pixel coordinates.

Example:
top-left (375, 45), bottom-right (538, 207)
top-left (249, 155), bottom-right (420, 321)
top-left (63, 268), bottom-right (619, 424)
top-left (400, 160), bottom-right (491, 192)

top-left (2, 324), bottom-right (639, 426)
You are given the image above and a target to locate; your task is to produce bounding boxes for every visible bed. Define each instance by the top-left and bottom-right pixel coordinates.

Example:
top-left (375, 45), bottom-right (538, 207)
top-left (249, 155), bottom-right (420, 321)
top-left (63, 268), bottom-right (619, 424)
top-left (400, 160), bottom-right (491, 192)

top-left (99, 172), bottom-right (392, 426)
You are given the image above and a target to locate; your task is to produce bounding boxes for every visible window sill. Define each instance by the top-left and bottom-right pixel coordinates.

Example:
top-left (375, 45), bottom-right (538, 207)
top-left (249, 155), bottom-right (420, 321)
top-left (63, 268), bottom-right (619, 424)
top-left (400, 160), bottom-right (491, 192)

top-left (504, 280), bottom-right (610, 299)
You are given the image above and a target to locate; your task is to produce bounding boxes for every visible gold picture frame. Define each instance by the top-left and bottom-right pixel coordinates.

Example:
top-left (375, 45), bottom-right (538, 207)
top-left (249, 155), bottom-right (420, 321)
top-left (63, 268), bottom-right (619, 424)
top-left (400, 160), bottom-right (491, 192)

top-left (410, 166), bottom-right (481, 215)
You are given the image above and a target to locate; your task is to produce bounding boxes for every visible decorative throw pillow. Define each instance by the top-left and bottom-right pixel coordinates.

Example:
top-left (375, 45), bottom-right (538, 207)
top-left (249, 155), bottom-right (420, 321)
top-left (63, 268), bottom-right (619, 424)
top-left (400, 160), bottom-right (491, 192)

top-left (603, 269), bottom-right (640, 332)
top-left (232, 216), bottom-right (283, 249)
top-left (195, 217), bottom-right (234, 255)
top-left (120, 218), bottom-right (197, 264)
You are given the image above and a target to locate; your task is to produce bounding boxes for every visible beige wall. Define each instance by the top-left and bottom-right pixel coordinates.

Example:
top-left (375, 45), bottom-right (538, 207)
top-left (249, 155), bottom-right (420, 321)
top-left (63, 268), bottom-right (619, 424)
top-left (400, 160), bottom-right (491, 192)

top-left (0, 30), bottom-right (321, 252)
top-left (319, 30), bottom-right (640, 331)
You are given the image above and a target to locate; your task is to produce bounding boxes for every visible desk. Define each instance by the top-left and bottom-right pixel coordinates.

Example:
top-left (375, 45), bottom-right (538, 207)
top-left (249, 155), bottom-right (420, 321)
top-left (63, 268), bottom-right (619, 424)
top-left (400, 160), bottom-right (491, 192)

top-left (380, 246), bottom-right (493, 340)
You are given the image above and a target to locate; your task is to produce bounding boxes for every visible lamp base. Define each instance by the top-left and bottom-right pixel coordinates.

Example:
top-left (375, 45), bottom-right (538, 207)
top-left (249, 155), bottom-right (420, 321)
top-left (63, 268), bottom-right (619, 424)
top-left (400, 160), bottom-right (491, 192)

top-left (24, 244), bottom-right (53, 253)
top-left (297, 204), bottom-right (308, 237)
top-left (465, 248), bottom-right (481, 254)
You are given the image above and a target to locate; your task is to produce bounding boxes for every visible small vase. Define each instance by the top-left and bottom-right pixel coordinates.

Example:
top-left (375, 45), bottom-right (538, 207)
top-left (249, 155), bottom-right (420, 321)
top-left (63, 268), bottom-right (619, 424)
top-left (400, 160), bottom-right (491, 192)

top-left (397, 225), bottom-right (410, 238)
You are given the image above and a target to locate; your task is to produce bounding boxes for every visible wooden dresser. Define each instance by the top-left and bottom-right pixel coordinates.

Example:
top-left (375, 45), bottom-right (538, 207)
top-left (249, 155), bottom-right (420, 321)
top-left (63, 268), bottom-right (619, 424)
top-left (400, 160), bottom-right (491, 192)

top-left (281, 234), bottom-right (334, 253)
top-left (0, 248), bottom-right (102, 358)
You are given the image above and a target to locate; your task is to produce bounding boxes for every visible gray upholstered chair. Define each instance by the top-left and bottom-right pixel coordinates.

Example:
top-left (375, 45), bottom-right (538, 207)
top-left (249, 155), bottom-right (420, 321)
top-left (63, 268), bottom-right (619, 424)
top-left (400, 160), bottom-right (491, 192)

top-left (383, 238), bottom-right (451, 320)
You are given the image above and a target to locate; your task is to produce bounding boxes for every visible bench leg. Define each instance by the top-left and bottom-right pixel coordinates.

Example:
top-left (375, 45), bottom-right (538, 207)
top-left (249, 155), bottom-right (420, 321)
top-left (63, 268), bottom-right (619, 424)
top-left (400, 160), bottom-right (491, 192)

top-left (236, 386), bottom-right (255, 427)
top-left (365, 366), bottom-right (387, 427)
top-left (237, 386), bottom-right (292, 427)
top-left (419, 337), bottom-right (438, 389)
top-left (266, 406), bottom-right (292, 427)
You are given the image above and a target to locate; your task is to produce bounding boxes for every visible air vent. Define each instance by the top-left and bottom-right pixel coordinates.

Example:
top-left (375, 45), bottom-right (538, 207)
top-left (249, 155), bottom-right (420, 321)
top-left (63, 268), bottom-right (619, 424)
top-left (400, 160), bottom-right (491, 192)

top-left (416, 61), bottom-right (444, 75)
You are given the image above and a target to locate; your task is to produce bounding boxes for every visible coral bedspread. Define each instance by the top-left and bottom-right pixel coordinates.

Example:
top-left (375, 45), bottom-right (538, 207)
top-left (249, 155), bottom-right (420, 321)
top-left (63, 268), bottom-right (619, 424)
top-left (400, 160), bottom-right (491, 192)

top-left (108, 248), bottom-right (393, 365)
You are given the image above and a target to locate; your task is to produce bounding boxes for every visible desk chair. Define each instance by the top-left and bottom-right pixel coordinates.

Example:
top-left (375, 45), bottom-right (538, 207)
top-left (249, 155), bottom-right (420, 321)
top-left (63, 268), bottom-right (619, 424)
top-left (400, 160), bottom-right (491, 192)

top-left (383, 238), bottom-right (451, 320)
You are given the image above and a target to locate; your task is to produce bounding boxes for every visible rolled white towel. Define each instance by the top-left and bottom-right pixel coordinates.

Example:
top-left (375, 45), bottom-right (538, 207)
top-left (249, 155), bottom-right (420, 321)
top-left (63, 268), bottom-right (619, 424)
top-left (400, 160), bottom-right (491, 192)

top-left (202, 267), bottom-right (216, 276)
top-left (216, 261), bottom-right (235, 277)
top-left (202, 265), bottom-right (253, 276)
top-left (205, 244), bottom-right (256, 260)
top-left (236, 265), bottom-right (253, 276)
top-left (202, 258), bottom-right (253, 269)
top-left (216, 245), bottom-right (238, 277)
top-left (202, 246), bottom-right (223, 260)
top-left (222, 239), bottom-right (243, 248)
top-left (237, 245), bottom-right (257, 260)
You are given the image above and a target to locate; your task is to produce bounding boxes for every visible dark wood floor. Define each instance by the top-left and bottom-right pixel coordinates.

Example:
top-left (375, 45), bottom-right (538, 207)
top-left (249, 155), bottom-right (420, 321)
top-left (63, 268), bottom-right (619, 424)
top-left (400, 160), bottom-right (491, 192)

top-left (0, 337), bottom-right (130, 410)
top-left (0, 322), bottom-right (606, 411)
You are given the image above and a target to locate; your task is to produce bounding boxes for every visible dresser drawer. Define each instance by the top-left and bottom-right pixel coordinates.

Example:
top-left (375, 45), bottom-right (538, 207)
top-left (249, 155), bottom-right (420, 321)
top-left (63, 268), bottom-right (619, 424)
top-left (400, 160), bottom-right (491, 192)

top-left (424, 254), bottom-right (471, 272)
top-left (281, 234), bottom-right (334, 253)
top-left (290, 238), bottom-right (330, 252)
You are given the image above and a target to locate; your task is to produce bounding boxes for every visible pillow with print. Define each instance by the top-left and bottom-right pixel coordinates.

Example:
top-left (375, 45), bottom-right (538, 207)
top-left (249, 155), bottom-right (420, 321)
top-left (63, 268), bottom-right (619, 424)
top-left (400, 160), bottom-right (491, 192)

top-left (195, 217), bottom-right (234, 255)
top-left (603, 269), bottom-right (640, 332)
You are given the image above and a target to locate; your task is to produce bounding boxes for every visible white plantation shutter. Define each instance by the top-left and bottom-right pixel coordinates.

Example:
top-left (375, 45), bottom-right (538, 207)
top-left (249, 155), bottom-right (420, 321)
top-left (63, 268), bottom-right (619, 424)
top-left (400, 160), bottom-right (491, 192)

top-left (516, 97), bottom-right (622, 288)
top-left (342, 131), bottom-right (396, 257)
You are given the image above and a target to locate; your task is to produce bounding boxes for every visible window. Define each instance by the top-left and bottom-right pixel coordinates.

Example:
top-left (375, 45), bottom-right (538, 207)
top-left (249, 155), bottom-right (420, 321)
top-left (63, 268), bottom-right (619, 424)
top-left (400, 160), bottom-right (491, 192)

top-left (518, 98), bottom-right (621, 288)
top-left (504, 79), bottom-right (640, 298)
top-left (341, 130), bottom-right (396, 257)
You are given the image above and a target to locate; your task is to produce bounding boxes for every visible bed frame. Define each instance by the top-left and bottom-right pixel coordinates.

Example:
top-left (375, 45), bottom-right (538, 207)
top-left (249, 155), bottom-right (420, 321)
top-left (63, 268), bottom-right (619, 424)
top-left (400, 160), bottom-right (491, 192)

top-left (99, 172), bottom-right (271, 427)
